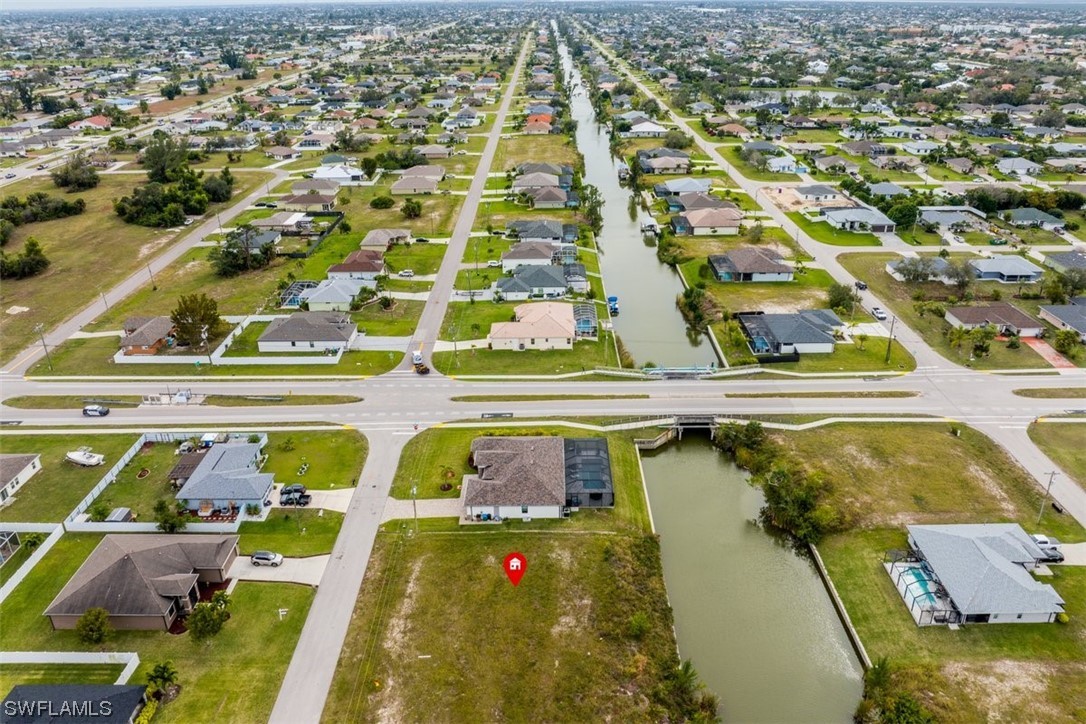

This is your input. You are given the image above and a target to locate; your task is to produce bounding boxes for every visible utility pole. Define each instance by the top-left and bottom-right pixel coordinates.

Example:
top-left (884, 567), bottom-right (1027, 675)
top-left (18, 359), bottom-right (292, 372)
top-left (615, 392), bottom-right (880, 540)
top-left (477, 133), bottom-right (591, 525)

top-left (97, 287), bottom-right (109, 310)
top-left (411, 485), bottom-right (419, 535)
top-left (34, 323), bottom-right (53, 371)
top-left (201, 324), bottom-right (213, 366)
top-left (146, 263), bottom-right (157, 290)
top-left (884, 315), bottom-right (896, 364)
top-left (1037, 471), bottom-right (1058, 526)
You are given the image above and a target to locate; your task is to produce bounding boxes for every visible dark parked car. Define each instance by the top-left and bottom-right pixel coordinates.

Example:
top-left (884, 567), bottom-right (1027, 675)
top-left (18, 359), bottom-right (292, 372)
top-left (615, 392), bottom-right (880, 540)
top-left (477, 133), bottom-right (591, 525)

top-left (1039, 548), bottom-right (1065, 564)
top-left (854, 280), bottom-right (868, 291)
top-left (280, 484), bottom-right (307, 496)
top-left (280, 492), bottom-right (312, 507)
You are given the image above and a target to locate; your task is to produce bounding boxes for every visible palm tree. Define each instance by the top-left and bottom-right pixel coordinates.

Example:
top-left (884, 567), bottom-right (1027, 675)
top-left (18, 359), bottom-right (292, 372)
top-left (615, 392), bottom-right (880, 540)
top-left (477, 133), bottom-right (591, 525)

top-left (147, 660), bottom-right (178, 696)
top-left (947, 326), bottom-right (966, 355)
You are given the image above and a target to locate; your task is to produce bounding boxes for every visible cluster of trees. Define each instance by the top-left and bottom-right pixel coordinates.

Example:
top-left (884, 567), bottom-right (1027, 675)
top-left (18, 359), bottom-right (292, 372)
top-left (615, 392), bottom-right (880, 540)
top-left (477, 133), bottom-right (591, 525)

top-left (0, 192), bottom-right (86, 235)
top-left (50, 151), bottom-right (100, 191)
top-left (401, 197), bottom-right (422, 219)
top-left (839, 178), bottom-right (921, 231)
top-left (209, 229), bottom-right (275, 277)
top-left (374, 148), bottom-right (426, 170)
top-left (581, 184), bottom-right (604, 234)
top-left (714, 421), bottom-right (841, 544)
top-left (1041, 267), bottom-right (1086, 304)
top-left (676, 283), bottom-right (723, 331)
top-left (114, 137), bottom-right (235, 227)
top-left (827, 282), bottom-right (860, 316)
top-left (0, 237), bottom-right (50, 280)
top-left (170, 293), bottom-right (226, 347)
top-left (964, 186), bottom-right (1085, 218)
top-left (188, 591), bottom-right (232, 642)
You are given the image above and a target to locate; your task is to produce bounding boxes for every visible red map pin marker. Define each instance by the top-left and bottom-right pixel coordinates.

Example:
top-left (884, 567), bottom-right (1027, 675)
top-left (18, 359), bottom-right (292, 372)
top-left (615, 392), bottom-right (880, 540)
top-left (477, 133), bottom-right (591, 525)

top-left (503, 552), bottom-right (527, 587)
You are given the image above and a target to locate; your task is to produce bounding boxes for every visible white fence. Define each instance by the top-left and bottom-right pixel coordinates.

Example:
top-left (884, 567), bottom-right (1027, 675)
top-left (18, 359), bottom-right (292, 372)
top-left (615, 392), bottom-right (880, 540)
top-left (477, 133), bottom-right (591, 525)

top-left (111, 314), bottom-right (347, 366)
top-left (0, 651), bottom-right (140, 684)
top-left (0, 526), bottom-right (64, 604)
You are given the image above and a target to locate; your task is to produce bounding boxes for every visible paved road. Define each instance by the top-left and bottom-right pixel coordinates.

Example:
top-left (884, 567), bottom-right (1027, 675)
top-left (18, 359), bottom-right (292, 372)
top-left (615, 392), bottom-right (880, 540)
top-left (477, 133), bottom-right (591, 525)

top-left (269, 430), bottom-right (409, 724)
top-left (404, 35), bottom-right (531, 370)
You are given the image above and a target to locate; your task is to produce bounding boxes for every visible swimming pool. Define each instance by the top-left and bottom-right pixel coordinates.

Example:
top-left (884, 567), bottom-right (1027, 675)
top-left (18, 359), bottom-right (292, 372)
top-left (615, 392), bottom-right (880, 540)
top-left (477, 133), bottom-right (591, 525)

top-left (900, 566), bottom-right (938, 606)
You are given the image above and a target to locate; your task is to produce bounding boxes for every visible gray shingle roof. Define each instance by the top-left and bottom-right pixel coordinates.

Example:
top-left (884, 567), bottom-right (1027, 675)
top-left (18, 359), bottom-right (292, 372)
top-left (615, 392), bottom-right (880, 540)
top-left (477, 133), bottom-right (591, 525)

top-left (45, 535), bottom-right (238, 618)
top-left (175, 442), bottom-right (274, 503)
top-left (259, 312), bottom-right (355, 343)
top-left (908, 524), bottom-right (1064, 616)
top-left (3, 685), bottom-right (147, 724)
top-left (464, 437), bottom-right (566, 507)
top-left (0, 453), bottom-right (38, 487)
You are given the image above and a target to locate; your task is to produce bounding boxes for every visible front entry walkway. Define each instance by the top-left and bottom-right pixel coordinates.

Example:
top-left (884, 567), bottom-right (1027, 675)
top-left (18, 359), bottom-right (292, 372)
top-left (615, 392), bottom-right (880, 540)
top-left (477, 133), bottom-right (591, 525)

top-left (1022, 337), bottom-right (1076, 369)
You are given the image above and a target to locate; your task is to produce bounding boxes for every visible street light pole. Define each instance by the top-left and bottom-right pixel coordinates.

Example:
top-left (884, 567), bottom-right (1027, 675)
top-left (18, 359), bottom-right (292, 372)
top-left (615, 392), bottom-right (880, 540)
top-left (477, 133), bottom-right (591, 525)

top-left (34, 323), bottom-right (53, 371)
top-left (97, 287), bottom-right (109, 310)
top-left (411, 485), bottom-right (419, 535)
top-left (1037, 471), bottom-right (1058, 526)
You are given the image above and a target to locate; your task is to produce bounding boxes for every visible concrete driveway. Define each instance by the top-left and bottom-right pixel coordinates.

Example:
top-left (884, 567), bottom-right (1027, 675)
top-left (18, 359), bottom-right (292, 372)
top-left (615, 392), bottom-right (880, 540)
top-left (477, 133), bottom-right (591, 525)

top-left (1058, 542), bottom-right (1086, 566)
top-left (272, 485), bottom-right (354, 513)
top-left (380, 496), bottom-right (463, 523)
top-left (227, 555), bottom-right (328, 588)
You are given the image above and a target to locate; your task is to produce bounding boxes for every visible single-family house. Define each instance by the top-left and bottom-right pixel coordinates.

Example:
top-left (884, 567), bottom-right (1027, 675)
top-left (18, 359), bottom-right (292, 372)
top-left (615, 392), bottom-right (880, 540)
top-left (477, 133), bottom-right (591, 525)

top-left (291, 178), bottom-right (339, 196)
top-left (869, 182), bottom-right (910, 198)
top-left (512, 172), bottom-right (560, 192)
top-left (417, 144), bottom-right (453, 159)
top-left (1039, 298), bottom-right (1086, 342)
top-left (672, 207), bottom-right (744, 236)
top-left (172, 438), bottom-right (274, 514)
top-left (0, 453), bottom-right (41, 504)
top-left (670, 192), bottom-right (734, 213)
top-left (768, 155), bottom-right (803, 173)
top-left (120, 316), bottom-right (175, 356)
top-left (526, 186), bottom-right (569, 209)
top-left (252, 212), bottom-right (310, 235)
top-left (391, 176), bottom-right (438, 195)
top-left (890, 524), bottom-right (1065, 625)
top-left (68, 115), bottom-right (112, 131)
top-left (1044, 251), bottom-right (1086, 275)
top-left (506, 219), bottom-right (565, 244)
top-left (796, 184), bottom-right (839, 202)
top-left (403, 164), bottom-right (446, 181)
top-left (489, 302), bottom-right (577, 351)
top-left (624, 118), bottom-right (668, 138)
top-left (653, 178), bottom-right (712, 197)
top-left (708, 248), bottom-right (794, 282)
top-left (360, 228), bottom-right (411, 250)
top-left (886, 257), bottom-right (953, 284)
top-left (3, 685), bottom-right (147, 724)
top-left (496, 265), bottom-right (568, 300)
top-left (313, 164), bottom-right (367, 185)
top-left (257, 311), bottom-right (357, 351)
top-left (264, 145), bottom-right (301, 160)
top-left (996, 158), bottom-right (1042, 177)
top-left (524, 121), bottom-right (552, 135)
top-left (1005, 208), bottom-right (1066, 232)
top-left (462, 436), bottom-right (613, 520)
top-left (945, 157), bottom-right (975, 175)
top-left (822, 207), bottom-right (897, 233)
top-left (944, 303), bottom-right (1044, 338)
top-left (738, 310), bottom-right (843, 355)
top-left (969, 257), bottom-right (1043, 284)
top-left (280, 193), bottom-right (336, 212)
top-left (500, 242), bottom-right (557, 273)
top-left (813, 155), bottom-right (860, 174)
top-left (298, 279), bottom-right (367, 311)
top-left (327, 249), bottom-right (384, 280)
top-left (46, 535), bottom-right (239, 630)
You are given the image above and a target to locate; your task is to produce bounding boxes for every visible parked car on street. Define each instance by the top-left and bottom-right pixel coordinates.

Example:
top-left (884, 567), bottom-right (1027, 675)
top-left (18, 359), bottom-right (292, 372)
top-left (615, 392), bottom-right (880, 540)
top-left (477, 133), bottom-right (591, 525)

top-left (854, 280), bottom-right (867, 291)
top-left (871, 307), bottom-right (888, 321)
top-left (82, 405), bottom-right (110, 417)
top-left (251, 551), bottom-right (283, 567)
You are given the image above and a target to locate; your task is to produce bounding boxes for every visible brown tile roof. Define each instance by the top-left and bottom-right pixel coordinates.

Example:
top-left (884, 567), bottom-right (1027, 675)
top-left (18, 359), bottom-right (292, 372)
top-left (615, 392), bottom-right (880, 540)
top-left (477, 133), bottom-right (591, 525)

top-left (463, 437), bottom-right (566, 507)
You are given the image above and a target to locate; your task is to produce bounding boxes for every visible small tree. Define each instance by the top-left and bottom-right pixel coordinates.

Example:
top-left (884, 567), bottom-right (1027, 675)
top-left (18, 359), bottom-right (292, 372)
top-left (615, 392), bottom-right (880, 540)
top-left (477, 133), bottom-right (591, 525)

top-left (945, 258), bottom-right (974, 297)
top-left (153, 499), bottom-right (187, 533)
top-left (76, 607), bottom-right (112, 644)
top-left (23, 532), bottom-right (44, 551)
top-left (187, 598), bottom-right (229, 642)
top-left (146, 660), bottom-right (178, 696)
top-left (88, 501), bottom-right (110, 522)
top-left (370, 195), bottom-right (395, 209)
top-left (401, 198), bottom-right (422, 219)
top-left (170, 293), bottom-right (224, 346)
top-left (51, 151), bottom-right (100, 191)
top-left (1054, 329), bottom-right (1081, 356)
top-left (827, 282), bottom-right (859, 314)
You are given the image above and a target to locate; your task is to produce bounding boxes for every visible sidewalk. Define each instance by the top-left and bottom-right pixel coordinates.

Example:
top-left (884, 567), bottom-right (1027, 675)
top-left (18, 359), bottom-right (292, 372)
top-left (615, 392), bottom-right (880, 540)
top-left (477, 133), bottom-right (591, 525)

top-left (380, 497), bottom-right (462, 522)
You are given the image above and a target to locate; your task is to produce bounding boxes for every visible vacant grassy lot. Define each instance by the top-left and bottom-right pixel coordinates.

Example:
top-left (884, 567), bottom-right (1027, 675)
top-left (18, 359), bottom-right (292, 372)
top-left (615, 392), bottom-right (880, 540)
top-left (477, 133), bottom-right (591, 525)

top-left (0, 434), bottom-right (139, 522)
top-left (771, 339), bottom-right (916, 373)
top-left (838, 253), bottom-right (1052, 370)
top-left (0, 664), bottom-right (124, 691)
top-left (0, 534), bottom-right (315, 724)
top-left (682, 265), bottom-right (836, 315)
top-left (351, 299), bottom-right (424, 337)
top-left (1028, 422), bottom-right (1086, 489)
top-left (434, 333), bottom-right (618, 376)
top-left (1, 172), bottom-right (270, 365)
top-left (26, 336), bottom-right (398, 377)
top-left (389, 424), bottom-right (649, 529)
top-left (239, 509), bottom-right (345, 557)
top-left (94, 441), bottom-right (178, 520)
top-left (773, 422), bottom-right (1081, 539)
top-left (786, 212), bottom-right (880, 246)
top-left (821, 531), bottom-right (1085, 722)
top-left (323, 529), bottom-right (688, 722)
top-left (719, 146), bottom-right (798, 182)
top-left (493, 133), bottom-right (580, 172)
top-left (262, 430), bottom-right (368, 490)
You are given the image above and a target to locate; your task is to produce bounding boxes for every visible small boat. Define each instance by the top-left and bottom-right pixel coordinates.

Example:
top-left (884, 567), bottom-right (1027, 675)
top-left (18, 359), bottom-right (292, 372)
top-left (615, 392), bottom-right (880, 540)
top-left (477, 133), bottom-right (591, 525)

top-left (66, 447), bottom-right (105, 467)
top-left (607, 296), bottom-right (620, 316)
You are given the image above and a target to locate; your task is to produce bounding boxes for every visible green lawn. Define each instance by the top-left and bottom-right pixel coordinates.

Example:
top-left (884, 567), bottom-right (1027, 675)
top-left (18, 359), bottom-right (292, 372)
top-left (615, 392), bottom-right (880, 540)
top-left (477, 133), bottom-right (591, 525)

top-left (0, 435), bottom-right (139, 522)
top-left (27, 336), bottom-right (399, 377)
top-left (434, 333), bottom-right (618, 376)
top-left (221, 321), bottom-right (268, 357)
top-left (238, 509), bottom-right (345, 557)
top-left (820, 530), bottom-right (1086, 721)
top-left (786, 212), bottom-right (881, 246)
top-left (382, 243), bottom-right (447, 275)
top-left (1, 172), bottom-right (271, 364)
top-left (439, 300), bottom-right (518, 340)
top-left (837, 253), bottom-right (1052, 370)
top-left (0, 664), bottom-right (125, 692)
top-left (493, 133), bottom-right (581, 172)
top-left (3, 395), bottom-right (142, 409)
top-left (682, 265), bottom-right (836, 315)
top-left (0, 534), bottom-right (315, 724)
top-left (352, 299), bottom-right (424, 336)
top-left (261, 430), bottom-right (368, 490)
top-left (453, 267), bottom-right (501, 291)
top-left (1028, 422), bottom-right (1086, 489)
top-left (0, 543), bottom-right (33, 587)
top-left (94, 441), bottom-right (179, 520)
top-left (770, 339), bottom-right (916, 373)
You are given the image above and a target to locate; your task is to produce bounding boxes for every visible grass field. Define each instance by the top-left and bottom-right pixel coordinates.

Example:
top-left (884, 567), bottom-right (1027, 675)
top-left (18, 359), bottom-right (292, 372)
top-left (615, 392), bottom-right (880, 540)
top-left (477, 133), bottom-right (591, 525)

top-left (0, 434), bottom-right (139, 522)
top-left (0, 664), bottom-right (125, 692)
top-left (238, 509), bottom-right (345, 557)
top-left (352, 299), bottom-right (424, 336)
top-left (683, 265), bottom-right (836, 315)
top-left (493, 133), bottom-right (581, 172)
top-left (0, 534), bottom-right (315, 724)
top-left (0, 172), bottom-right (271, 365)
top-left (837, 253), bottom-right (1053, 370)
top-left (261, 430), bottom-right (368, 491)
top-left (433, 333), bottom-right (619, 376)
top-left (1028, 422), bottom-right (1086, 489)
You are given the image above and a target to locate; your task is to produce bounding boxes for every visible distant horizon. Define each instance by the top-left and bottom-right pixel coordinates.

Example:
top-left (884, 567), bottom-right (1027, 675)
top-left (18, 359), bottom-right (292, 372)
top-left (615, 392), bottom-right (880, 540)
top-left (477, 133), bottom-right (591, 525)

top-left (3, 0), bottom-right (1085, 12)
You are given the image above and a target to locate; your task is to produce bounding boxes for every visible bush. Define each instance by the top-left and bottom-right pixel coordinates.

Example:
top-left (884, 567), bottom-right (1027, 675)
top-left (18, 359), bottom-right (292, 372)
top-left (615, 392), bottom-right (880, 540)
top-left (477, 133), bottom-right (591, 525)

top-left (88, 501), bottom-right (110, 522)
top-left (0, 192), bottom-right (86, 227)
top-left (23, 532), bottom-right (44, 551)
top-left (1057, 611), bottom-right (1069, 624)
top-left (76, 607), bottom-right (112, 644)
top-left (627, 611), bottom-right (651, 639)
top-left (134, 698), bottom-right (158, 724)
top-left (0, 237), bottom-right (50, 280)
top-left (370, 195), bottom-right (395, 209)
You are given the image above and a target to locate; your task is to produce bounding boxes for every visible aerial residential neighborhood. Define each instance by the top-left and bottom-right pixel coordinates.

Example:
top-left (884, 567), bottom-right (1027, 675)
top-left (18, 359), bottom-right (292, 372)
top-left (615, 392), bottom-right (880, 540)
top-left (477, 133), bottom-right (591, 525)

top-left (0, 2), bottom-right (1085, 723)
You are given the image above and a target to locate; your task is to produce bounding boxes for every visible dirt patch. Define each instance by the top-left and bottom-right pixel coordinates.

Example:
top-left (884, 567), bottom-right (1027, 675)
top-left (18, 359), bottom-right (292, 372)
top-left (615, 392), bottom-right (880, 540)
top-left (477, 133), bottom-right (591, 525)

top-left (942, 660), bottom-right (1057, 723)
top-left (549, 544), bottom-right (573, 571)
top-left (5, 306), bottom-right (29, 315)
top-left (383, 557), bottom-right (424, 658)
top-left (138, 233), bottom-right (176, 260)
top-left (839, 443), bottom-right (881, 471)
top-left (374, 675), bottom-right (401, 724)
top-left (966, 462), bottom-right (1017, 517)
top-left (550, 596), bottom-right (591, 637)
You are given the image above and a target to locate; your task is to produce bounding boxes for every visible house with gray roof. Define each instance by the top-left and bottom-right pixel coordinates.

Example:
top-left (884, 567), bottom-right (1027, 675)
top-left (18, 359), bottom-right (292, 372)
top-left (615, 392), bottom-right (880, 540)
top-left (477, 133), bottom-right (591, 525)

top-left (1044, 250), bottom-right (1086, 275)
top-left (653, 177), bottom-right (712, 197)
top-left (500, 241), bottom-right (558, 273)
top-left (174, 439), bottom-right (274, 514)
top-left (708, 247), bottom-right (794, 282)
top-left (496, 265), bottom-right (568, 300)
top-left (822, 206), bottom-right (896, 233)
top-left (969, 256), bottom-right (1043, 284)
top-left (120, 316), bottom-right (175, 356)
top-left (737, 309), bottom-right (843, 356)
top-left (996, 158), bottom-right (1042, 176)
top-left (919, 206), bottom-right (986, 230)
top-left (462, 436), bottom-right (613, 521)
top-left (3, 685), bottom-right (147, 724)
top-left (0, 453), bottom-right (40, 505)
top-left (505, 219), bottom-right (564, 244)
top-left (796, 184), bottom-right (839, 202)
top-left (298, 279), bottom-right (367, 311)
top-left (868, 182), bottom-right (910, 198)
top-left (1039, 297), bottom-right (1086, 342)
top-left (1005, 208), bottom-right (1066, 232)
top-left (45, 535), bottom-right (239, 630)
top-left (888, 524), bottom-right (1065, 626)
top-left (945, 303), bottom-right (1043, 338)
top-left (257, 312), bottom-right (357, 352)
